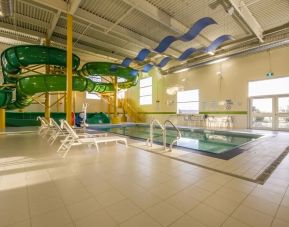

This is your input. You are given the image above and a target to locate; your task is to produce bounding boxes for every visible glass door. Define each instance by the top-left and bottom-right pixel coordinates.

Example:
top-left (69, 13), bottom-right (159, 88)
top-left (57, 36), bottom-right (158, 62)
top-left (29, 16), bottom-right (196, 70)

top-left (277, 96), bottom-right (289, 130)
top-left (250, 97), bottom-right (274, 129)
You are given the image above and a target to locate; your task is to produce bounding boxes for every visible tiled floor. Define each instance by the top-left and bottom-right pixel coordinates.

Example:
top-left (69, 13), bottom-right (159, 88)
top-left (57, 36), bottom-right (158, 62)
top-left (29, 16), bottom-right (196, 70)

top-left (0, 130), bottom-right (289, 227)
top-left (131, 131), bottom-right (289, 183)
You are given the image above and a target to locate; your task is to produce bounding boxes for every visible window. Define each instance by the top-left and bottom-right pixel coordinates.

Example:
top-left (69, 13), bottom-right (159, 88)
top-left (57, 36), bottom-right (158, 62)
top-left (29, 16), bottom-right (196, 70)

top-left (140, 77), bottom-right (152, 105)
top-left (249, 77), bottom-right (289, 97)
top-left (86, 75), bottom-right (101, 99)
top-left (86, 92), bottom-right (101, 100)
top-left (177, 89), bottom-right (199, 114)
top-left (117, 89), bottom-right (126, 99)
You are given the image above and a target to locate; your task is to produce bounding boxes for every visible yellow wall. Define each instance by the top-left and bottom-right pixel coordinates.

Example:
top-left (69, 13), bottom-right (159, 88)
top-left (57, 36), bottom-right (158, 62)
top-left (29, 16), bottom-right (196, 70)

top-left (127, 46), bottom-right (289, 128)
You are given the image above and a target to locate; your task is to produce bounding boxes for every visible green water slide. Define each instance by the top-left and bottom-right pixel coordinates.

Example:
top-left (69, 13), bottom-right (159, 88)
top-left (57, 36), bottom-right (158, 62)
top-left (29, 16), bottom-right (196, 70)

top-left (0, 45), bottom-right (139, 110)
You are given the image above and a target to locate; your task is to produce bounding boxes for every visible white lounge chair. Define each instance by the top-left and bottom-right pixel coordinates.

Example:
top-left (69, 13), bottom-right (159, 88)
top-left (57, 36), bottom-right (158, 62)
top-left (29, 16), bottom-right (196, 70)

top-left (57, 120), bottom-right (127, 158)
top-left (48, 118), bottom-right (107, 145)
top-left (37, 117), bottom-right (53, 136)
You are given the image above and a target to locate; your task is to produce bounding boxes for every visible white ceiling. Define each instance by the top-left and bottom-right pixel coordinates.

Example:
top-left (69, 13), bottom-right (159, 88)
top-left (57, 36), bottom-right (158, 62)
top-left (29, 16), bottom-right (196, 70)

top-left (0, 0), bottom-right (288, 68)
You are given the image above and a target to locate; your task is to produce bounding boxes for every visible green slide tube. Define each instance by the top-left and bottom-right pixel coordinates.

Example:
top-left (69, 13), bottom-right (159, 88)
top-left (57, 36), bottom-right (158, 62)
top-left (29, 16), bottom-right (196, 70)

top-left (1, 45), bottom-right (80, 83)
top-left (0, 45), bottom-right (139, 110)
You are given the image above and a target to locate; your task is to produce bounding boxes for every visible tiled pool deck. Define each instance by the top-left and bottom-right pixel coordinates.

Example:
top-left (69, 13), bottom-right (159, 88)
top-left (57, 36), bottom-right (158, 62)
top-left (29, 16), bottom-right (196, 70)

top-left (0, 127), bottom-right (289, 226)
top-left (131, 130), bottom-right (289, 184)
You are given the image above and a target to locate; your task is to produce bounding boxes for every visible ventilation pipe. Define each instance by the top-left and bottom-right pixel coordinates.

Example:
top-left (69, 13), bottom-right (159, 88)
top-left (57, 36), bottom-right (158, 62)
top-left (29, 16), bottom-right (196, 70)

top-left (0, 0), bottom-right (14, 18)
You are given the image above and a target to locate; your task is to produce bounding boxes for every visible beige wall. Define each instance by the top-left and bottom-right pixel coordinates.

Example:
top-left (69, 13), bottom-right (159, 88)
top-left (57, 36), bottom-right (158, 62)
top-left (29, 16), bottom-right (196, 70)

top-left (127, 46), bottom-right (289, 129)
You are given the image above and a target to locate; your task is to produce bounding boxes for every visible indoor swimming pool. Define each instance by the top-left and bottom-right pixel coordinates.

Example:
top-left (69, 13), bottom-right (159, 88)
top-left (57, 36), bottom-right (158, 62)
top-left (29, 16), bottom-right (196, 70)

top-left (89, 124), bottom-right (262, 154)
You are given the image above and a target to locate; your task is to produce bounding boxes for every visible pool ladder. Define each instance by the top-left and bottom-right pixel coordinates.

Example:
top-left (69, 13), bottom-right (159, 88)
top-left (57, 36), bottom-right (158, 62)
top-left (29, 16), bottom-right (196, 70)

top-left (146, 119), bottom-right (181, 151)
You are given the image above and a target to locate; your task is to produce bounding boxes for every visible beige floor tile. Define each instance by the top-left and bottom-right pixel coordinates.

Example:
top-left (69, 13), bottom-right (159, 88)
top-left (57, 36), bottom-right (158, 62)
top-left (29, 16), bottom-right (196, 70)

top-left (242, 194), bottom-right (279, 216)
top-left (127, 190), bottom-right (162, 209)
top-left (119, 212), bottom-right (162, 227)
top-left (0, 203), bottom-right (29, 226)
top-left (4, 219), bottom-right (31, 227)
top-left (194, 179), bottom-right (223, 192)
top-left (75, 210), bottom-right (117, 227)
top-left (250, 188), bottom-right (284, 204)
top-left (222, 217), bottom-right (251, 227)
top-left (66, 197), bottom-right (102, 221)
top-left (166, 191), bottom-right (200, 213)
top-left (60, 187), bottom-right (91, 206)
top-left (203, 194), bottom-right (240, 215)
top-left (149, 183), bottom-right (180, 199)
top-left (84, 181), bottom-right (113, 195)
top-left (182, 185), bottom-right (212, 201)
top-left (232, 205), bottom-right (273, 227)
top-left (276, 206), bottom-right (289, 223)
top-left (94, 188), bottom-right (126, 207)
top-left (216, 186), bottom-right (248, 203)
top-left (169, 215), bottom-right (207, 227)
top-left (281, 194), bottom-right (289, 208)
top-left (224, 178), bottom-right (256, 194)
top-left (188, 203), bottom-right (228, 227)
top-left (146, 201), bottom-right (183, 226)
top-left (271, 218), bottom-right (289, 227)
top-left (31, 208), bottom-right (72, 227)
top-left (105, 199), bottom-right (141, 223)
top-left (29, 196), bottom-right (65, 217)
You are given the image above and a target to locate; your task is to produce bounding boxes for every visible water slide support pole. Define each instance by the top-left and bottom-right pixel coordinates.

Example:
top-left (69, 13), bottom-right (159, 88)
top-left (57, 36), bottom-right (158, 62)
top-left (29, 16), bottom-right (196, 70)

top-left (0, 108), bottom-right (5, 130)
top-left (45, 38), bottom-right (51, 120)
top-left (66, 13), bottom-right (73, 125)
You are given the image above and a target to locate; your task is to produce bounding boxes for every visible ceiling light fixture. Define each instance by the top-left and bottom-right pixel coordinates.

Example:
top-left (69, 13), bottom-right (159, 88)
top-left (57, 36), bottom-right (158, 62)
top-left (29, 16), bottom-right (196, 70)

top-left (173, 68), bottom-right (189, 73)
top-left (208, 57), bottom-right (229, 65)
top-left (208, 51), bottom-right (215, 56)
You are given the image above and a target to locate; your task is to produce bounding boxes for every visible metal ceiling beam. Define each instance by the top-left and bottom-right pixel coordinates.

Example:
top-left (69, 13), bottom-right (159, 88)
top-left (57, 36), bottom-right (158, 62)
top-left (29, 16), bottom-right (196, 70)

top-left (51, 36), bottom-right (124, 61)
top-left (68, 0), bottom-right (82, 15)
top-left (122, 0), bottom-right (211, 47)
top-left (54, 26), bottom-right (138, 57)
top-left (75, 8), bottom-right (181, 57)
top-left (47, 10), bottom-right (61, 39)
top-left (0, 22), bottom-right (45, 38)
top-left (15, 13), bottom-right (49, 28)
top-left (0, 30), bottom-right (40, 44)
top-left (29, 0), bottom-right (181, 57)
top-left (105, 5), bottom-right (135, 34)
top-left (30, 0), bottom-right (67, 12)
top-left (228, 0), bottom-right (264, 42)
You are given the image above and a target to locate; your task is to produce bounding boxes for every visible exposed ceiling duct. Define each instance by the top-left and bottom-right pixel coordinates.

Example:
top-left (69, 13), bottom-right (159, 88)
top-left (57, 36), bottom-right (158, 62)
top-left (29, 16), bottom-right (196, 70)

top-left (0, 0), bottom-right (14, 18)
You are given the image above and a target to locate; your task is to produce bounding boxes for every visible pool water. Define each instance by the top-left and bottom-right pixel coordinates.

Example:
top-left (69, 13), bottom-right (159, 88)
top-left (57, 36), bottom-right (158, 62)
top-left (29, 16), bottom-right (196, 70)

top-left (90, 124), bottom-right (261, 154)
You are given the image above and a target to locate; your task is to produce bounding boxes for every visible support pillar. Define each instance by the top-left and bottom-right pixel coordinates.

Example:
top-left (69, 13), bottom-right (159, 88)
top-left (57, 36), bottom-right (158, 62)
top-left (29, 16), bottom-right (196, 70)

top-left (45, 38), bottom-right (51, 120)
top-left (0, 108), bottom-right (5, 130)
top-left (66, 14), bottom-right (73, 125)
top-left (111, 77), bottom-right (120, 124)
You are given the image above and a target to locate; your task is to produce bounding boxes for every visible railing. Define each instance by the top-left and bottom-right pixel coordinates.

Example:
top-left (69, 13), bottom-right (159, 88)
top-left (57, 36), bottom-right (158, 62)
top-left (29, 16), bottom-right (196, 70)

top-left (146, 119), bottom-right (182, 152)
top-left (164, 120), bottom-right (182, 151)
top-left (146, 119), bottom-right (165, 149)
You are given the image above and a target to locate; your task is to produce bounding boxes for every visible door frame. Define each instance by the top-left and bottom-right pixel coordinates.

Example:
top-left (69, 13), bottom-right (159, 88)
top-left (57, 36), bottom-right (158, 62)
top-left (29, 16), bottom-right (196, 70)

top-left (249, 94), bottom-right (289, 131)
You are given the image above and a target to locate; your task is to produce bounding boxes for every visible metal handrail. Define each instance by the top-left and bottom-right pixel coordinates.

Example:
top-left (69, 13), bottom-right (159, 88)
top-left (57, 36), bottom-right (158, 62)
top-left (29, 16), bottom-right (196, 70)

top-left (164, 120), bottom-right (182, 151)
top-left (146, 119), bottom-right (165, 149)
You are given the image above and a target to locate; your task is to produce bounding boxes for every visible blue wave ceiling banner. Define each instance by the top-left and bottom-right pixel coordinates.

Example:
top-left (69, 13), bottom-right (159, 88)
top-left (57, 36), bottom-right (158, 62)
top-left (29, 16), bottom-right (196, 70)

top-left (154, 17), bottom-right (216, 53)
top-left (120, 17), bottom-right (233, 73)
top-left (203, 35), bottom-right (233, 53)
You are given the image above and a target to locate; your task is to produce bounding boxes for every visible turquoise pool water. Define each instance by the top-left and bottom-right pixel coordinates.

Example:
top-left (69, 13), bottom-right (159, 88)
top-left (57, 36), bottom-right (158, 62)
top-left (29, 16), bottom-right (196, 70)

top-left (90, 124), bottom-right (261, 154)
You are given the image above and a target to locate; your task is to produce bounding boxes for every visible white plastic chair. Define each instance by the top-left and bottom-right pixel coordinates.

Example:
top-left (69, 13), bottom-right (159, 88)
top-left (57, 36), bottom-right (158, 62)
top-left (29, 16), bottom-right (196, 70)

top-left (57, 120), bottom-right (127, 158)
top-left (37, 117), bottom-right (53, 136)
top-left (48, 118), bottom-right (108, 145)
